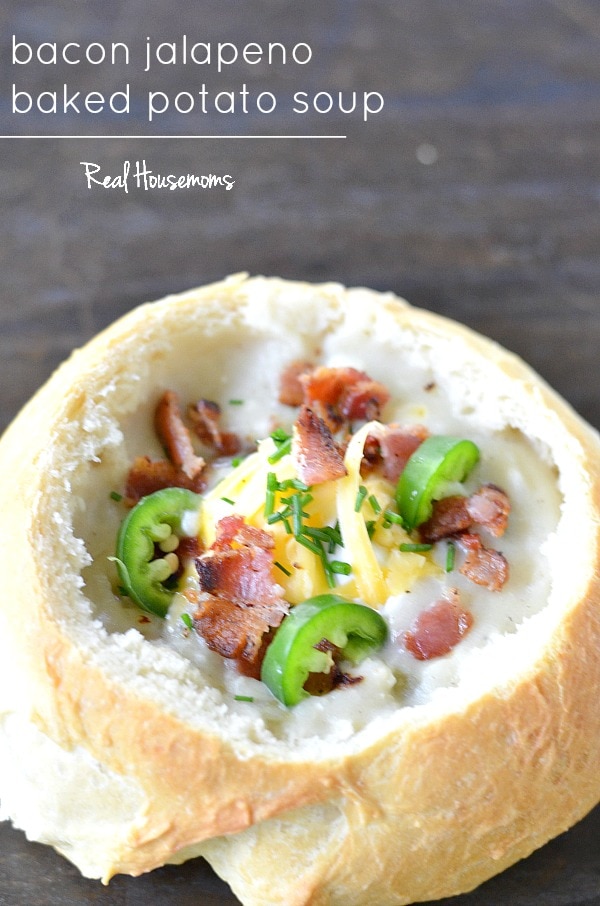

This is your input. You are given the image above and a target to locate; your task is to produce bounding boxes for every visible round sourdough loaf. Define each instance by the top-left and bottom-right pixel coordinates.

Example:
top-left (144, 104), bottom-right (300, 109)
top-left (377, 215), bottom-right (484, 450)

top-left (0, 274), bottom-right (600, 904)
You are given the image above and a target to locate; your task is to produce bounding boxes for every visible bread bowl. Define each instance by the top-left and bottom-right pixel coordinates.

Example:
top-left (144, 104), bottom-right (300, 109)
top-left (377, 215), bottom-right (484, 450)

top-left (0, 273), bottom-right (599, 905)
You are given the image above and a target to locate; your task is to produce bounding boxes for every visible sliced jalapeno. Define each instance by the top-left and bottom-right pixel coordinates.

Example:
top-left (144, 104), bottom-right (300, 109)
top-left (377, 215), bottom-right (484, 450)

top-left (114, 487), bottom-right (201, 617)
top-left (396, 435), bottom-right (480, 532)
top-left (261, 593), bottom-right (387, 707)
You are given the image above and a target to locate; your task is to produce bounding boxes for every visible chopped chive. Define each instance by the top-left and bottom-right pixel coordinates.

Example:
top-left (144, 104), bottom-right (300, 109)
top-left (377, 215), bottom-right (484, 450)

top-left (281, 492), bottom-right (312, 509)
top-left (368, 494), bottom-right (382, 515)
top-left (274, 561), bottom-right (292, 577)
top-left (365, 520), bottom-right (377, 539)
top-left (282, 516), bottom-right (292, 534)
top-left (221, 496), bottom-right (236, 505)
top-left (399, 542), bottom-right (433, 553)
top-left (291, 494), bottom-right (305, 537)
top-left (445, 542), bottom-right (456, 572)
top-left (355, 485), bottom-right (368, 512)
top-left (296, 534), bottom-right (322, 556)
top-left (268, 437), bottom-right (292, 463)
top-left (234, 694), bottom-right (255, 702)
top-left (228, 399), bottom-right (244, 405)
top-left (265, 471), bottom-right (278, 518)
top-left (279, 478), bottom-right (310, 492)
top-left (303, 526), bottom-right (335, 544)
top-left (328, 521), bottom-right (343, 551)
top-left (231, 456), bottom-right (243, 467)
top-left (268, 428), bottom-right (293, 464)
top-left (110, 491), bottom-right (123, 502)
top-left (383, 509), bottom-right (405, 526)
top-left (267, 511), bottom-right (285, 525)
top-left (181, 613), bottom-right (193, 630)
top-left (330, 560), bottom-right (352, 575)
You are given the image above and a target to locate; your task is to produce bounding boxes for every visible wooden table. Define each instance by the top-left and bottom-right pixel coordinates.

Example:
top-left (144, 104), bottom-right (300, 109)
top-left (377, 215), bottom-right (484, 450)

top-left (1, 1), bottom-right (600, 903)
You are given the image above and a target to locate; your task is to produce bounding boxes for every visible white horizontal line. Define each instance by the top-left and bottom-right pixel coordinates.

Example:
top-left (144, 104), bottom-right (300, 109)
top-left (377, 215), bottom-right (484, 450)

top-left (0, 134), bottom-right (347, 140)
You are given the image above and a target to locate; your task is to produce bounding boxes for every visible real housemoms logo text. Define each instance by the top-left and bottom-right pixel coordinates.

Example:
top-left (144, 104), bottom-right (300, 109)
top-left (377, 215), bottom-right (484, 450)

top-left (80, 159), bottom-right (235, 191)
top-left (10, 35), bottom-right (385, 124)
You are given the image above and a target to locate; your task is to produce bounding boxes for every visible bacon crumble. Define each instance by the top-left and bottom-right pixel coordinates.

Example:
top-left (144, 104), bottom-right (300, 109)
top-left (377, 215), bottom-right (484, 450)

top-left (404, 590), bottom-right (474, 660)
top-left (417, 483), bottom-right (511, 592)
top-left (361, 424), bottom-right (429, 482)
top-left (188, 399), bottom-right (242, 457)
top-left (279, 360), bottom-right (315, 407)
top-left (124, 391), bottom-right (246, 505)
top-left (292, 405), bottom-right (348, 485)
top-left (466, 483), bottom-right (510, 537)
top-left (299, 366), bottom-right (390, 433)
top-left (124, 456), bottom-right (207, 506)
top-left (456, 533), bottom-right (509, 591)
top-left (192, 516), bottom-right (289, 678)
top-left (155, 390), bottom-right (206, 480)
top-left (303, 638), bottom-right (364, 696)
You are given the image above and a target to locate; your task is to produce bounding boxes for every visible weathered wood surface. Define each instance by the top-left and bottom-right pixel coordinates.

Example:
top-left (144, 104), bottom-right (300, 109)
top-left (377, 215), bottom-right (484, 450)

top-left (1, 0), bottom-right (600, 903)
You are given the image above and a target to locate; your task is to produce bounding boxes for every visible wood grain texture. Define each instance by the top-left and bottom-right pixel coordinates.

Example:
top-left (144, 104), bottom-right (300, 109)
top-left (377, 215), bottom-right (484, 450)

top-left (1, 0), bottom-right (600, 903)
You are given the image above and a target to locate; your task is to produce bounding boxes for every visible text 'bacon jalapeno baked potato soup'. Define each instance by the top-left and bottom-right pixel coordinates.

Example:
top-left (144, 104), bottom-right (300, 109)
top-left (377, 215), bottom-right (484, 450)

top-left (77, 275), bottom-right (563, 748)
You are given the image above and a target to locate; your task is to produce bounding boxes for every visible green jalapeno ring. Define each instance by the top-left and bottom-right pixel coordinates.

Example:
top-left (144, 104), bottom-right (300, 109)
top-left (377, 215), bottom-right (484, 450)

top-left (396, 435), bottom-right (480, 533)
top-left (261, 593), bottom-right (388, 707)
top-left (114, 487), bottom-right (202, 618)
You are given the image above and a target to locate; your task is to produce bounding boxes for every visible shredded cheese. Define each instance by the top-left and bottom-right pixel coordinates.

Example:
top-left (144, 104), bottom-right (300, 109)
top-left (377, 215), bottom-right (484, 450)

top-left (335, 422), bottom-right (389, 606)
top-left (200, 438), bottom-right (295, 545)
top-left (199, 421), bottom-right (436, 607)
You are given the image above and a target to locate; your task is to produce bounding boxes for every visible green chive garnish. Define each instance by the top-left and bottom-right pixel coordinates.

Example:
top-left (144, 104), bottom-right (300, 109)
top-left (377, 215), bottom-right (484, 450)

top-left (382, 509), bottom-right (404, 527)
top-left (110, 491), bottom-right (123, 502)
top-left (296, 534), bottom-right (322, 556)
top-left (234, 694), bottom-right (254, 702)
top-left (274, 561), bottom-right (292, 576)
top-left (181, 613), bottom-right (193, 629)
top-left (265, 471), bottom-right (278, 518)
top-left (221, 496), bottom-right (235, 505)
top-left (268, 429), bottom-right (293, 464)
top-left (330, 560), bottom-right (352, 575)
top-left (399, 542), bottom-right (433, 553)
top-left (446, 542), bottom-right (456, 572)
top-left (368, 494), bottom-right (382, 515)
top-left (355, 485), bottom-right (368, 512)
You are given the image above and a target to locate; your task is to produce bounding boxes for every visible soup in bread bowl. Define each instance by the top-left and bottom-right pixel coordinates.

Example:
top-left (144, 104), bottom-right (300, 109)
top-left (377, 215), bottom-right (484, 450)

top-left (0, 274), bottom-right (599, 905)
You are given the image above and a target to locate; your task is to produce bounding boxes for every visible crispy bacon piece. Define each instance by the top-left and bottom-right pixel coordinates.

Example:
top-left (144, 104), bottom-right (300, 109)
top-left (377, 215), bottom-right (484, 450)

top-left (279, 360), bottom-right (314, 406)
top-left (362, 424), bottom-right (429, 482)
top-left (419, 495), bottom-right (472, 543)
top-left (124, 455), bottom-right (206, 506)
top-left (300, 366), bottom-right (390, 431)
top-left (301, 366), bottom-right (366, 408)
top-left (192, 594), bottom-right (286, 678)
top-left (404, 590), bottom-right (473, 660)
top-left (155, 390), bottom-right (205, 480)
top-left (197, 516), bottom-right (283, 603)
top-left (419, 484), bottom-right (511, 544)
top-left (466, 483), bottom-right (510, 537)
top-left (192, 516), bottom-right (289, 678)
top-left (292, 405), bottom-right (347, 485)
top-left (340, 379), bottom-right (391, 422)
top-left (187, 399), bottom-right (241, 457)
top-left (457, 532), bottom-right (509, 591)
top-left (303, 639), bottom-right (363, 696)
